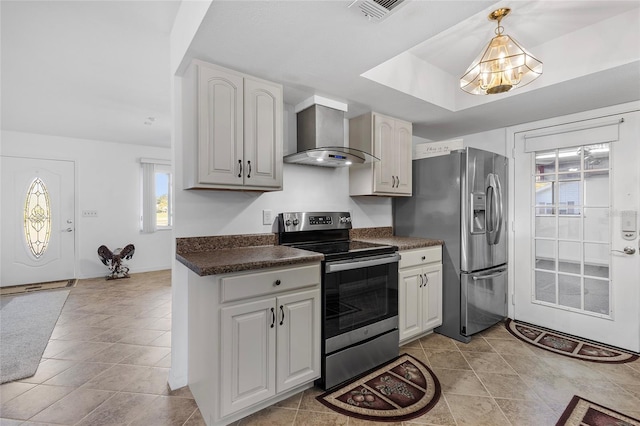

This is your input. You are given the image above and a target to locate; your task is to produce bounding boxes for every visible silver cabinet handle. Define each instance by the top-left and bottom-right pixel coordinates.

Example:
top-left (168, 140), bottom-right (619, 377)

top-left (423, 274), bottom-right (429, 285)
top-left (419, 274), bottom-right (424, 287)
top-left (279, 305), bottom-right (285, 326)
top-left (237, 160), bottom-right (242, 178)
top-left (612, 247), bottom-right (636, 255)
top-left (247, 161), bottom-right (251, 178)
top-left (64, 228), bottom-right (73, 232)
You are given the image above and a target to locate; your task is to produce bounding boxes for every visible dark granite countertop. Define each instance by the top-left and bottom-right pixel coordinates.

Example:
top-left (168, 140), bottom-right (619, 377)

top-left (176, 228), bottom-right (441, 276)
top-left (353, 236), bottom-right (443, 251)
top-left (176, 245), bottom-right (323, 276)
top-left (349, 227), bottom-right (443, 250)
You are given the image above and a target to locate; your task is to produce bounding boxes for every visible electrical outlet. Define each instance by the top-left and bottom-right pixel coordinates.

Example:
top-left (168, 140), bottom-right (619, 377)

top-left (82, 210), bottom-right (98, 217)
top-left (262, 209), bottom-right (273, 225)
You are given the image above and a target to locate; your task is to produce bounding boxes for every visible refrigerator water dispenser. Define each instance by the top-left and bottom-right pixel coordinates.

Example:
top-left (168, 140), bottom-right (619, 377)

top-left (471, 192), bottom-right (486, 233)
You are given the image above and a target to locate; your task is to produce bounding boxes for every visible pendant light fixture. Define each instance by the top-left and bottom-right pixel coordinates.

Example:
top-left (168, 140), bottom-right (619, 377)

top-left (460, 8), bottom-right (542, 95)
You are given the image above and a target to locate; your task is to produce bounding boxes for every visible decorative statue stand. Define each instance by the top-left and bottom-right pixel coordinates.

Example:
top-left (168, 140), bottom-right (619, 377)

top-left (98, 244), bottom-right (135, 280)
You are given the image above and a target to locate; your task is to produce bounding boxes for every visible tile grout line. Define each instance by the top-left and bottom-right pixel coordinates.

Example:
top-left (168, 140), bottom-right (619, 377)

top-left (473, 336), bottom-right (516, 426)
top-left (418, 335), bottom-right (460, 426)
top-left (484, 332), bottom-right (563, 418)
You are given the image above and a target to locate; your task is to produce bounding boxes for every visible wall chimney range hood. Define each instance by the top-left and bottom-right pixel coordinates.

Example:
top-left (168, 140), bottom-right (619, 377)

top-left (283, 97), bottom-right (378, 167)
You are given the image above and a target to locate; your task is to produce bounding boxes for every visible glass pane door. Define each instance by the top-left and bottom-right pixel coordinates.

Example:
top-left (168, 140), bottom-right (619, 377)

top-left (533, 143), bottom-right (611, 316)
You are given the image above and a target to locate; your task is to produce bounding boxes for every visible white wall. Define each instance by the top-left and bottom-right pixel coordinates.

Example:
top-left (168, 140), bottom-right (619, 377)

top-left (1, 130), bottom-right (173, 278)
top-left (175, 164), bottom-right (391, 237)
top-left (411, 128), bottom-right (507, 157)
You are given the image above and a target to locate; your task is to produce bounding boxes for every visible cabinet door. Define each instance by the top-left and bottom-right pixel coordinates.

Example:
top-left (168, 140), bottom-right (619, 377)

top-left (220, 298), bottom-right (276, 417)
top-left (394, 120), bottom-right (413, 195)
top-left (422, 263), bottom-right (443, 330)
top-left (244, 78), bottom-right (283, 189)
top-left (276, 289), bottom-right (320, 393)
top-left (373, 113), bottom-right (396, 193)
top-left (198, 66), bottom-right (244, 186)
top-left (398, 266), bottom-right (424, 341)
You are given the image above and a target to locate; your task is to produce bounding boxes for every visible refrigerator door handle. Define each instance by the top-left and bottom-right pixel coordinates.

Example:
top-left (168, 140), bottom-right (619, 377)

top-left (471, 268), bottom-right (507, 280)
top-left (485, 173), bottom-right (503, 245)
top-left (494, 172), bottom-right (504, 244)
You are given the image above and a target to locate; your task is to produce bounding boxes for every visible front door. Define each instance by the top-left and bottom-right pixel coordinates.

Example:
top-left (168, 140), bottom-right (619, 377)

top-left (1, 157), bottom-right (75, 287)
top-left (513, 111), bottom-right (640, 352)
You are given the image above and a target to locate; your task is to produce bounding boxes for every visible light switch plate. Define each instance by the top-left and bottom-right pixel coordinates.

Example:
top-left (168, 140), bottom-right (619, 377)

top-left (262, 209), bottom-right (273, 225)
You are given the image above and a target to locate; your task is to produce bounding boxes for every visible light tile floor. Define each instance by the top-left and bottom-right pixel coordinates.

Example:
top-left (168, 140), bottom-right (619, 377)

top-left (2, 270), bottom-right (639, 425)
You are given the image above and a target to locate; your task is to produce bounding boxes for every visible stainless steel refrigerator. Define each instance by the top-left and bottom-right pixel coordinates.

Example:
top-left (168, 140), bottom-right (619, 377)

top-left (393, 147), bottom-right (508, 343)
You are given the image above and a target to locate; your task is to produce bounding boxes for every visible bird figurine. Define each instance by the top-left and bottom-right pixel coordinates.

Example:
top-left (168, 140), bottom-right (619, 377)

top-left (98, 244), bottom-right (135, 280)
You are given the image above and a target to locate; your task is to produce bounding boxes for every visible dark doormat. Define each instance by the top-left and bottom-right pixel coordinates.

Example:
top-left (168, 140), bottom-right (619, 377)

top-left (556, 395), bottom-right (640, 426)
top-left (316, 353), bottom-right (441, 422)
top-left (506, 318), bottom-right (639, 363)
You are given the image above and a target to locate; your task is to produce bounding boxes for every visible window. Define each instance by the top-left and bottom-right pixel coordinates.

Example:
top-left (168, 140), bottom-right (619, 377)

top-left (141, 159), bottom-right (172, 232)
top-left (532, 143), bottom-right (611, 316)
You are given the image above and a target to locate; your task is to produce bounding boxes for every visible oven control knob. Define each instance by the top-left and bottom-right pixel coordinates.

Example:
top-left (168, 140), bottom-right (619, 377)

top-left (285, 219), bottom-right (292, 226)
top-left (339, 216), bottom-right (351, 224)
top-left (292, 218), bottom-right (299, 226)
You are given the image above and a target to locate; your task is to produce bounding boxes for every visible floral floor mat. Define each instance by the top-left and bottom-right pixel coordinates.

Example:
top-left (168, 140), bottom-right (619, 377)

top-left (316, 353), bottom-right (440, 422)
top-left (556, 395), bottom-right (640, 425)
top-left (506, 318), bottom-right (639, 363)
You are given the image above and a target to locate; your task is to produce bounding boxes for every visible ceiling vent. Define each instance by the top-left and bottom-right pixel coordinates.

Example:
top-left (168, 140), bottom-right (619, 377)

top-left (350, 0), bottom-right (406, 21)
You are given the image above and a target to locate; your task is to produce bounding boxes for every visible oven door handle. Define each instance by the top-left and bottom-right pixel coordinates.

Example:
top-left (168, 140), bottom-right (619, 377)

top-left (325, 253), bottom-right (401, 273)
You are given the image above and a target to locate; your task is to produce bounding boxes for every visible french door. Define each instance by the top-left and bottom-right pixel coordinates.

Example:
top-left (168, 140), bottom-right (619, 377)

top-left (513, 111), bottom-right (640, 352)
top-left (1, 157), bottom-right (76, 287)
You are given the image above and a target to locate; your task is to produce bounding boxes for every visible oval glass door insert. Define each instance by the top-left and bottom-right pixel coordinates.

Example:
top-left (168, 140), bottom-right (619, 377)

top-left (23, 177), bottom-right (52, 258)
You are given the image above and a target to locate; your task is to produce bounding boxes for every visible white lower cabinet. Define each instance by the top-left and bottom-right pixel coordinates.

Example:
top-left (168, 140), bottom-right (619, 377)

top-left (187, 263), bottom-right (321, 425)
top-left (220, 289), bottom-right (320, 417)
top-left (398, 247), bottom-right (443, 343)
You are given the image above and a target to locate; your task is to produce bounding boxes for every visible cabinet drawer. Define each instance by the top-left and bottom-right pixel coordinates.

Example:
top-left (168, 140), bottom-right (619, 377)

top-left (399, 246), bottom-right (442, 269)
top-left (220, 263), bottom-right (320, 303)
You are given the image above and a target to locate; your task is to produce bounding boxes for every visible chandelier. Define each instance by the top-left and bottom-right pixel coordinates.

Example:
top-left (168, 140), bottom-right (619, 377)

top-left (460, 8), bottom-right (543, 95)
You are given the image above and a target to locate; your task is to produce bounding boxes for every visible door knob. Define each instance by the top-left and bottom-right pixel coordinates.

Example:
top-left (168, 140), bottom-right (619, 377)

top-left (612, 246), bottom-right (636, 255)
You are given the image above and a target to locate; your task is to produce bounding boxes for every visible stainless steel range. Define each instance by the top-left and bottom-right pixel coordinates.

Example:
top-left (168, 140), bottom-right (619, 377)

top-left (278, 211), bottom-right (400, 390)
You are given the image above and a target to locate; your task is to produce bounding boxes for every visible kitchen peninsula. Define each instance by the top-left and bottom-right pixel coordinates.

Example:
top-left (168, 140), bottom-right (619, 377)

top-left (176, 229), bottom-right (442, 425)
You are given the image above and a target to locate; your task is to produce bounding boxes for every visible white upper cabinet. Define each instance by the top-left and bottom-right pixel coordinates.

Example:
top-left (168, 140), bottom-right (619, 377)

top-left (349, 111), bottom-right (412, 196)
top-left (185, 60), bottom-right (283, 190)
top-left (197, 65), bottom-right (244, 186)
top-left (243, 77), bottom-right (283, 188)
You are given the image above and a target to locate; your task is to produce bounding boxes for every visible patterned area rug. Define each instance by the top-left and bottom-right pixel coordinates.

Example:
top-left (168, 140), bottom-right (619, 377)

top-left (556, 395), bottom-right (640, 426)
top-left (506, 319), bottom-right (639, 363)
top-left (316, 353), bottom-right (440, 422)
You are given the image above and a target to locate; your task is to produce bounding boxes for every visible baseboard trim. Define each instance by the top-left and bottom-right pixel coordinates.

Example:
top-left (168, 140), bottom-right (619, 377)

top-left (168, 370), bottom-right (188, 391)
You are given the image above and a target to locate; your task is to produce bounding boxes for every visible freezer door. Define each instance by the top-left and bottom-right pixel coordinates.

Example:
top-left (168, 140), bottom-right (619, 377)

top-left (461, 267), bottom-right (507, 336)
top-left (461, 148), bottom-right (508, 272)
